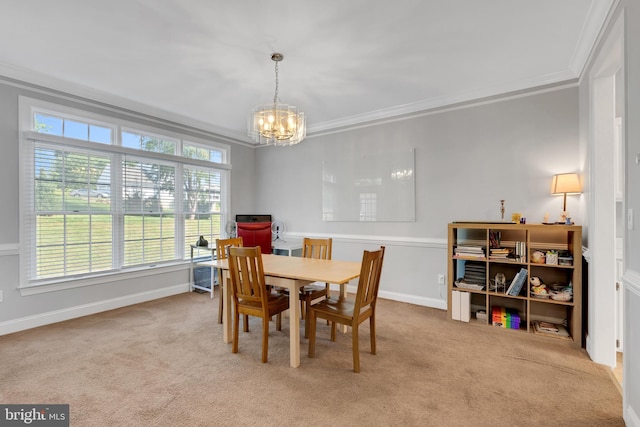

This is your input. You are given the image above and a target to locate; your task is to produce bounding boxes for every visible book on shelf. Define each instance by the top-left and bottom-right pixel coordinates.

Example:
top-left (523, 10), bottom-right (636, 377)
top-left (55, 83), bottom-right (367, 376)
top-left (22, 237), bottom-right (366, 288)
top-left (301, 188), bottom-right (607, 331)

top-left (505, 270), bottom-right (520, 295)
top-left (455, 245), bottom-right (484, 253)
top-left (489, 248), bottom-right (511, 260)
top-left (454, 245), bottom-right (485, 258)
top-left (532, 321), bottom-right (570, 338)
top-left (505, 267), bottom-right (528, 296)
top-left (489, 232), bottom-right (501, 248)
top-left (490, 248), bottom-right (510, 254)
top-left (462, 261), bottom-right (486, 284)
top-left (537, 321), bottom-right (559, 332)
top-left (456, 245), bottom-right (484, 251)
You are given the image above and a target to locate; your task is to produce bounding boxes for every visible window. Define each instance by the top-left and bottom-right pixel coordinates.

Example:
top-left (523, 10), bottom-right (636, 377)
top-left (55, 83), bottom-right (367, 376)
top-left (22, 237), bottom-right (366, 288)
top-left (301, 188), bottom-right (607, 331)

top-left (122, 157), bottom-right (176, 266)
top-left (183, 141), bottom-right (224, 163)
top-left (20, 97), bottom-right (230, 287)
top-left (183, 166), bottom-right (221, 256)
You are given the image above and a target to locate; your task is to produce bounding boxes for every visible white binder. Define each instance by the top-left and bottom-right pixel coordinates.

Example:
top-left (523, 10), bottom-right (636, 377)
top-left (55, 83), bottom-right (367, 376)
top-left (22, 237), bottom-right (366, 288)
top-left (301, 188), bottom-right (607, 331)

top-left (451, 290), bottom-right (470, 322)
top-left (460, 291), bottom-right (471, 322)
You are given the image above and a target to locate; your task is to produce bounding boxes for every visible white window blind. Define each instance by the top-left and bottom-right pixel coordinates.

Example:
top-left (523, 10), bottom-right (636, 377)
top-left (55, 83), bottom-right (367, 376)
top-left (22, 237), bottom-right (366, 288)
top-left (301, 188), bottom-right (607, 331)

top-left (123, 156), bottom-right (176, 266)
top-left (183, 166), bottom-right (221, 255)
top-left (31, 144), bottom-right (114, 279)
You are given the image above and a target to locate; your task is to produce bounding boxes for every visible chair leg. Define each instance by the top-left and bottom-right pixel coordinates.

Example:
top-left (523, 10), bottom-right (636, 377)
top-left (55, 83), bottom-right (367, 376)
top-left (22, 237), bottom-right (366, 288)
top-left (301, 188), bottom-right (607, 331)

top-left (243, 315), bottom-right (250, 332)
top-left (232, 310), bottom-right (240, 354)
top-left (352, 324), bottom-right (360, 373)
top-left (324, 283), bottom-right (330, 325)
top-left (304, 298), bottom-right (311, 339)
top-left (217, 284), bottom-right (223, 324)
top-left (330, 322), bottom-right (337, 342)
top-left (262, 316), bottom-right (269, 363)
top-left (370, 315), bottom-right (376, 355)
top-left (308, 310), bottom-right (317, 358)
top-left (276, 313), bottom-right (282, 331)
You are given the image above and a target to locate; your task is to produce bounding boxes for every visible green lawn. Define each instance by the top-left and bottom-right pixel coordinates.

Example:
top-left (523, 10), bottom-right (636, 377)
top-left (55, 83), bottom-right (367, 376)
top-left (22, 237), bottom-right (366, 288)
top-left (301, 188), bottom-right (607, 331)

top-left (35, 194), bottom-right (220, 278)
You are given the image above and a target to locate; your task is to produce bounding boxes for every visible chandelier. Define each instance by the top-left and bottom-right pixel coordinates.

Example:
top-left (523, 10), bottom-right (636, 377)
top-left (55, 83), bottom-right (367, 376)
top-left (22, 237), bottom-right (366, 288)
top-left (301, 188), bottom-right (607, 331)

top-left (248, 53), bottom-right (306, 146)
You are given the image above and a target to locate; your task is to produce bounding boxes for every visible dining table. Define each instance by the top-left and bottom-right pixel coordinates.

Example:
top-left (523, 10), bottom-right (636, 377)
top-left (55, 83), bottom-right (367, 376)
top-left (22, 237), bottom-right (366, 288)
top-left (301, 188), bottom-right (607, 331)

top-left (199, 253), bottom-right (362, 368)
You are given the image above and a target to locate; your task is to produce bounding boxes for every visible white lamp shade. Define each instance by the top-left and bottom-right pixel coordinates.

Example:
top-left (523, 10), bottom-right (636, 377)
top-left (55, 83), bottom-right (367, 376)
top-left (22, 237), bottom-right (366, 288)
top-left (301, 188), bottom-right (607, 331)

top-left (551, 173), bottom-right (582, 195)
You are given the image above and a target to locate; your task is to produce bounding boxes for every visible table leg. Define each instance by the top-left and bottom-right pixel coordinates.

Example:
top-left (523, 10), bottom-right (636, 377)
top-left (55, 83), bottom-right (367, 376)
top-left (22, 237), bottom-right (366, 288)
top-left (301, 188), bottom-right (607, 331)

top-left (190, 246), bottom-right (194, 292)
top-left (289, 281), bottom-right (301, 368)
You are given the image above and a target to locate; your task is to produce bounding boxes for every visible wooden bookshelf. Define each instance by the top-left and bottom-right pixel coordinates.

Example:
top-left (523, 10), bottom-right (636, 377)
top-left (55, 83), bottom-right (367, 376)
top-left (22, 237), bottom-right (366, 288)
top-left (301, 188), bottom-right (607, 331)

top-left (447, 222), bottom-right (582, 347)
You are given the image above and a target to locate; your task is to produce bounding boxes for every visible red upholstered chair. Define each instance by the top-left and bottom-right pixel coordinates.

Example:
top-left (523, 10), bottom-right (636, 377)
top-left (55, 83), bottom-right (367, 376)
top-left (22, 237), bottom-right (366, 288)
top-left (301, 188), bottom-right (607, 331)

top-left (236, 222), bottom-right (272, 254)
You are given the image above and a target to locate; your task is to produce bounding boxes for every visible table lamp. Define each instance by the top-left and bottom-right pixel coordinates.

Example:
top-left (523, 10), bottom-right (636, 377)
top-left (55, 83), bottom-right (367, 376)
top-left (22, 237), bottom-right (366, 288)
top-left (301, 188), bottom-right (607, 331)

top-left (551, 173), bottom-right (582, 223)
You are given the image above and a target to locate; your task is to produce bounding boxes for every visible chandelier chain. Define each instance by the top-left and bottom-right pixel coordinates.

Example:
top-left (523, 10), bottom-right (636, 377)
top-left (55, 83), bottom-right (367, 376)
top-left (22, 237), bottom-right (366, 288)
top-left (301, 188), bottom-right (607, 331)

top-left (273, 61), bottom-right (279, 106)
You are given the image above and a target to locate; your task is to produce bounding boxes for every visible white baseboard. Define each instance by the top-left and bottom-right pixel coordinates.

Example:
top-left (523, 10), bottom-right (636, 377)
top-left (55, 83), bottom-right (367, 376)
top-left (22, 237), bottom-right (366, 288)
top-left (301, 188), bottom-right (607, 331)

top-left (626, 405), bottom-right (640, 427)
top-left (344, 284), bottom-right (447, 310)
top-left (623, 269), bottom-right (640, 427)
top-left (378, 289), bottom-right (447, 310)
top-left (0, 283), bottom-right (189, 336)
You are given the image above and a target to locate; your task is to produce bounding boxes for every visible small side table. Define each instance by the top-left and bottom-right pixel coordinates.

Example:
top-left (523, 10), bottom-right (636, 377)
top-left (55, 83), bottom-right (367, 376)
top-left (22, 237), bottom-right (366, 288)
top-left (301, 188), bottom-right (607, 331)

top-left (272, 240), bottom-right (302, 257)
top-left (190, 244), bottom-right (216, 298)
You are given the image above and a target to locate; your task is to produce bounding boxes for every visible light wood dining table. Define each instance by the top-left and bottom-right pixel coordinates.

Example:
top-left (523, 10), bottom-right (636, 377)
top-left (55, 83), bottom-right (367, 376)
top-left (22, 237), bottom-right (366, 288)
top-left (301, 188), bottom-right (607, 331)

top-left (199, 253), bottom-right (361, 368)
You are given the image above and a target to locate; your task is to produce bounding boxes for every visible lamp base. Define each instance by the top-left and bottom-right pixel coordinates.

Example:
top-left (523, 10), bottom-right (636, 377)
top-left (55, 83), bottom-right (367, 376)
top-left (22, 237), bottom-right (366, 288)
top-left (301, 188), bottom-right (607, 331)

top-left (557, 211), bottom-right (574, 225)
top-left (558, 210), bottom-right (568, 223)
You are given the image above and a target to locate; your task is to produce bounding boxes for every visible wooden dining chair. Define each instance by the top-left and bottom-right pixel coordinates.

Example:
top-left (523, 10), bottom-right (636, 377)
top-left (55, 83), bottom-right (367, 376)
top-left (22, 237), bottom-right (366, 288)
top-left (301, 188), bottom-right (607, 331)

top-left (215, 237), bottom-right (248, 330)
top-left (308, 246), bottom-right (385, 373)
top-left (227, 246), bottom-right (290, 363)
top-left (299, 237), bottom-right (332, 338)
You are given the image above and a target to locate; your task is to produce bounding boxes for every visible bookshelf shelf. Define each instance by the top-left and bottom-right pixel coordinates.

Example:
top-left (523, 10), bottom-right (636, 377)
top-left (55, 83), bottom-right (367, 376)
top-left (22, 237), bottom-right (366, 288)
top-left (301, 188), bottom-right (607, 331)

top-left (486, 291), bottom-right (527, 300)
top-left (447, 222), bottom-right (582, 347)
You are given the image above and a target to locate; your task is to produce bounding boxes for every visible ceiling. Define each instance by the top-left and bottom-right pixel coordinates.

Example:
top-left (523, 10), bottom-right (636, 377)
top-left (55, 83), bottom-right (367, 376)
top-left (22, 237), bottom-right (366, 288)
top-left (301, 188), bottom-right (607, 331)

top-left (0, 0), bottom-right (613, 143)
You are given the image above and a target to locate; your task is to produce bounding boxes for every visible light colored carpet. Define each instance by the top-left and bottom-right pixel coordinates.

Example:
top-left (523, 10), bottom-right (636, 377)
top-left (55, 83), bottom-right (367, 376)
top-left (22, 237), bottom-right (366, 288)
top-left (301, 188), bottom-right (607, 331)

top-left (0, 292), bottom-right (623, 426)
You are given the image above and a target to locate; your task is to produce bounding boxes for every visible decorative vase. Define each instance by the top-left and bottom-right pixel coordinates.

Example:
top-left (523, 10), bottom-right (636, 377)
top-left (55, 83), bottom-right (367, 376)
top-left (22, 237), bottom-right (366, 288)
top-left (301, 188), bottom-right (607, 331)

top-left (196, 236), bottom-right (208, 247)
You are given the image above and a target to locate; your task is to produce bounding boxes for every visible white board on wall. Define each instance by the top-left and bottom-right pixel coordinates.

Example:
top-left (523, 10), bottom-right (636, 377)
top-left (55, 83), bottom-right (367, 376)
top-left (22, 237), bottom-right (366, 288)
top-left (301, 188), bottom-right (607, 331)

top-left (322, 148), bottom-right (415, 222)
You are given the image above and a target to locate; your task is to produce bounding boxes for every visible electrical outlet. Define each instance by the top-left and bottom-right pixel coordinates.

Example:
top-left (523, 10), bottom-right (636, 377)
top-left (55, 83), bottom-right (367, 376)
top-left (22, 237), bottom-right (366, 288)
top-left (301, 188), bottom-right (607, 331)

top-left (629, 208), bottom-right (634, 230)
top-left (0, 290), bottom-right (3, 302)
top-left (438, 274), bottom-right (445, 285)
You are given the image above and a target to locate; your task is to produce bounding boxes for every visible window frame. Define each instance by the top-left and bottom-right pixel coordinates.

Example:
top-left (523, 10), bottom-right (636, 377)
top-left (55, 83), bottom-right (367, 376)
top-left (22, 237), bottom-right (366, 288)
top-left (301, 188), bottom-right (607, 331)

top-left (18, 96), bottom-right (231, 294)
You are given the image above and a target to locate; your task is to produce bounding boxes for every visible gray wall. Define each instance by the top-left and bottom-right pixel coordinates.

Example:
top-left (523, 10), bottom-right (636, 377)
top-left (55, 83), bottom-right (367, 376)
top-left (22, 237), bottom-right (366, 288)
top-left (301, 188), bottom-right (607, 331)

top-left (626, 0), bottom-right (640, 273)
top-left (0, 80), bottom-right (256, 328)
top-left (623, 0), bottom-right (640, 423)
top-left (255, 87), bottom-right (580, 306)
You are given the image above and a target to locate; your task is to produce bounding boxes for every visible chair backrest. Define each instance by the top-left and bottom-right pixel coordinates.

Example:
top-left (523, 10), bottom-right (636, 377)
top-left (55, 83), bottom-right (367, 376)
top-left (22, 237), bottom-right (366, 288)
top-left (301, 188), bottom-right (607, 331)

top-left (353, 247), bottom-right (385, 314)
top-left (216, 237), bottom-right (243, 260)
top-left (302, 237), bottom-right (332, 260)
top-left (236, 222), bottom-right (272, 254)
top-left (227, 246), bottom-right (269, 306)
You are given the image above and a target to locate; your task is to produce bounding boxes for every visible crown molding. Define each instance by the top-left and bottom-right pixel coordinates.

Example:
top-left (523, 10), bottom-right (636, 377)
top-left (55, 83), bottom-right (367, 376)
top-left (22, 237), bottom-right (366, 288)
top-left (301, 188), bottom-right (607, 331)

top-left (307, 73), bottom-right (578, 137)
top-left (568, 0), bottom-right (617, 77)
top-left (0, 63), bottom-right (252, 146)
top-left (1, 59), bottom-right (579, 145)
